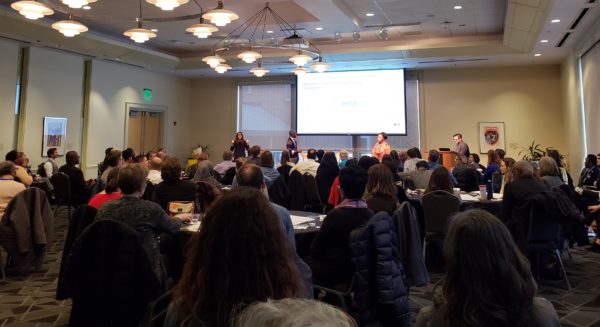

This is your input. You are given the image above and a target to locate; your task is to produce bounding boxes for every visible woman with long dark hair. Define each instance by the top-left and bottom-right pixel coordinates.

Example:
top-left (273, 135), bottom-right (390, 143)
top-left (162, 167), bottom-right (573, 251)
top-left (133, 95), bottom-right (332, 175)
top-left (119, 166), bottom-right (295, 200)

top-left (166, 187), bottom-right (303, 327)
top-left (416, 210), bottom-right (560, 327)
top-left (230, 131), bottom-right (250, 159)
top-left (481, 150), bottom-right (501, 183)
top-left (316, 152), bottom-right (340, 203)
top-left (364, 164), bottom-right (399, 215)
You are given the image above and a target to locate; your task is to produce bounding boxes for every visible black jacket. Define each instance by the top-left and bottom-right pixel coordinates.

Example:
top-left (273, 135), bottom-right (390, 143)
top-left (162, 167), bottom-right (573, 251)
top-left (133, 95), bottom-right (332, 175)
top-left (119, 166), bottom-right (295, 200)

top-left (288, 171), bottom-right (321, 211)
top-left (66, 220), bottom-right (161, 327)
top-left (350, 212), bottom-right (411, 327)
top-left (393, 202), bottom-right (429, 287)
top-left (315, 164), bottom-right (339, 204)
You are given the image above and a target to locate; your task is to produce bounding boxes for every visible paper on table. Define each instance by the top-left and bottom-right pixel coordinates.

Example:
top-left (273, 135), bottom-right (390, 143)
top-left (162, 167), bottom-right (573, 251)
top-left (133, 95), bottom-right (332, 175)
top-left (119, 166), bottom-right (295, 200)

top-left (181, 221), bottom-right (201, 232)
top-left (493, 193), bottom-right (503, 200)
top-left (460, 193), bottom-right (481, 202)
top-left (290, 215), bottom-right (314, 227)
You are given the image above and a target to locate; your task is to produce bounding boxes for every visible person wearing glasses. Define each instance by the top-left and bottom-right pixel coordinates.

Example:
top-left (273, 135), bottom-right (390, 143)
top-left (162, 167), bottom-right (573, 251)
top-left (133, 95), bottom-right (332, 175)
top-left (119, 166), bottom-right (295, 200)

top-left (453, 133), bottom-right (470, 158)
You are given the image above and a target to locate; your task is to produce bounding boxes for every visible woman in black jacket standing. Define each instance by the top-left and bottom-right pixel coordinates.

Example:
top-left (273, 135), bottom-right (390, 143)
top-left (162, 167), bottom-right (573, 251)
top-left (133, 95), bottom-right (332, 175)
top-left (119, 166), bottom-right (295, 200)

top-left (230, 132), bottom-right (250, 159)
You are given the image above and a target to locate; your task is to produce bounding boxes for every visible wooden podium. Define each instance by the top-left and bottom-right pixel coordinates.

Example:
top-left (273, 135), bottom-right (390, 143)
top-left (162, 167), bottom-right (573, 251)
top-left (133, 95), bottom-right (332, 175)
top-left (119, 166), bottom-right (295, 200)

top-left (439, 151), bottom-right (457, 171)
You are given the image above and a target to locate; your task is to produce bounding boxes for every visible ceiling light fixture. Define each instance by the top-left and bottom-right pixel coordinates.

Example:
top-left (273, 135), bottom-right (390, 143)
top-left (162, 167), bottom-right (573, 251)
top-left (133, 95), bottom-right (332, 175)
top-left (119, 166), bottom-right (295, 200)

top-left (202, 1), bottom-right (239, 27)
top-left (214, 63), bottom-right (232, 73)
top-left (289, 50), bottom-right (312, 66)
top-left (202, 54), bottom-right (225, 68)
top-left (51, 14), bottom-right (88, 37)
top-left (378, 27), bottom-right (388, 40)
top-left (366, 13), bottom-right (374, 17)
top-left (250, 61), bottom-right (269, 77)
top-left (237, 50), bottom-right (262, 63)
top-left (551, 19), bottom-right (560, 23)
top-left (61, 0), bottom-right (96, 9)
top-left (352, 31), bottom-right (360, 42)
top-left (315, 27), bottom-right (323, 31)
top-left (334, 32), bottom-right (342, 43)
top-left (292, 67), bottom-right (308, 75)
top-left (11, 0), bottom-right (54, 20)
top-left (534, 53), bottom-right (541, 57)
top-left (266, 30), bottom-right (274, 33)
top-left (146, 0), bottom-right (189, 11)
top-left (541, 39), bottom-right (548, 43)
top-left (454, 5), bottom-right (462, 10)
top-left (82, 5), bottom-right (91, 9)
top-left (151, 28), bottom-right (158, 32)
top-left (124, 1), bottom-right (157, 43)
top-left (311, 57), bottom-right (331, 73)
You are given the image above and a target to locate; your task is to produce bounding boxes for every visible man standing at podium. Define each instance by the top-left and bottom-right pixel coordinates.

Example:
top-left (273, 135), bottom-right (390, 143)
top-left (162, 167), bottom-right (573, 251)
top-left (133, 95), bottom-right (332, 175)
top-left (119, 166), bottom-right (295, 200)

top-left (453, 133), bottom-right (470, 158)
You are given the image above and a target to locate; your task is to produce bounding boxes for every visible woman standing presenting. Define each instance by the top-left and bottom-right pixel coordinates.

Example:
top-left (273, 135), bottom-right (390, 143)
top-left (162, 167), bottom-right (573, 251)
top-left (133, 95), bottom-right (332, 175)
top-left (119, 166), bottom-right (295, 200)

top-left (371, 132), bottom-right (391, 162)
top-left (230, 132), bottom-right (250, 160)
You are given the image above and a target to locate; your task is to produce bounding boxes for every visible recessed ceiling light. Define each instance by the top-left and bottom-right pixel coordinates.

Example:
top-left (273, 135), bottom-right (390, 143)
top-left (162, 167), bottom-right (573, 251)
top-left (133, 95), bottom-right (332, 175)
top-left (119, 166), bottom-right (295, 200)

top-left (366, 13), bottom-right (374, 17)
top-left (534, 53), bottom-right (541, 57)
top-left (82, 5), bottom-right (91, 10)
top-left (541, 39), bottom-right (549, 43)
top-left (151, 28), bottom-right (158, 32)
top-left (266, 30), bottom-right (274, 34)
top-left (454, 5), bottom-right (462, 10)
top-left (551, 19), bottom-right (560, 23)
top-left (315, 27), bottom-right (323, 31)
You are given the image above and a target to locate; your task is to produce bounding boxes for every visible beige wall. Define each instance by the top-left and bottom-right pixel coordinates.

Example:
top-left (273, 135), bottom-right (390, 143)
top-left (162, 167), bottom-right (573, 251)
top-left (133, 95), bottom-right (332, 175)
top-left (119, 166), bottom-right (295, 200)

top-left (22, 47), bottom-right (84, 168)
top-left (86, 60), bottom-right (193, 177)
top-left (421, 65), bottom-right (566, 161)
top-left (0, 39), bottom-right (19, 154)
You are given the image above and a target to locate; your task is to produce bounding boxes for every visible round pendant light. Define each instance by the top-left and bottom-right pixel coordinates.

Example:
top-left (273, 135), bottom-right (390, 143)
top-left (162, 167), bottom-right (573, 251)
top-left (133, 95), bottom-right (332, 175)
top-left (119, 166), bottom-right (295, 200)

top-left (237, 50), bottom-right (262, 64)
top-left (289, 52), bottom-right (312, 66)
top-left (11, 1), bottom-right (54, 20)
top-left (214, 63), bottom-right (232, 74)
top-left (202, 55), bottom-right (225, 68)
top-left (202, 1), bottom-right (238, 27)
top-left (146, 0), bottom-right (189, 11)
top-left (124, 27), bottom-right (157, 43)
top-left (186, 23), bottom-right (218, 38)
top-left (61, 0), bottom-right (97, 9)
top-left (311, 59), bottom-right (331, 73)
top-left (250, 66), bottom-right (269, 77)
top-left (52, 16), bottom-right (88, 37)
top-left (292, 67), bottom-right (308, 75)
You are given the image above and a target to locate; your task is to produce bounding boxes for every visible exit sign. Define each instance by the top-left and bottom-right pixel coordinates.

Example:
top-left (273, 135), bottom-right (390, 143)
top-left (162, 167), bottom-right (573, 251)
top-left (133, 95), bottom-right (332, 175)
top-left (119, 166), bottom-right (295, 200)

top-left (143, 88), bottom-right (152, 101)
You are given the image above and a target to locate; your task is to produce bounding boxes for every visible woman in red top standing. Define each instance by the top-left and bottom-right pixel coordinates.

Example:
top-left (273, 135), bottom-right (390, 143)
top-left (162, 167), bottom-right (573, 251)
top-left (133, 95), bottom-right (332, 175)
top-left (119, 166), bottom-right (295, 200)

top-left (371, 132), bottom-right (391, 162)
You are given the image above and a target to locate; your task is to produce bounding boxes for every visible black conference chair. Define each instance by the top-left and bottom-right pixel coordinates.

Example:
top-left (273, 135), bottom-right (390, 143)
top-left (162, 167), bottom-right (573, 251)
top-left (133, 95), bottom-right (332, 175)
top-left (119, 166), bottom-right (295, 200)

top-left (50, 172), bottom-right (73, 218)
top-left (421, 190), bottom-right (460, 272)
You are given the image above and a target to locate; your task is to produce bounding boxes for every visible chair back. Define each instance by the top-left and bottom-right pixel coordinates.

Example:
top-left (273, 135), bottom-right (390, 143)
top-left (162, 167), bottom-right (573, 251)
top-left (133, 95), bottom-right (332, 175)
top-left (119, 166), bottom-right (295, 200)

top-left (51, 172), bottom-right (72, 202)
top-left (221, 167), bottom-right (236, 186)
top-left (142, 181), bottom-right (155, 201)
top-left (421, 190), bottom-right (460, 235)
top-left (528, 199), bottom-right (561, 245)
top-left (462, 168), bottom-right (480, 192)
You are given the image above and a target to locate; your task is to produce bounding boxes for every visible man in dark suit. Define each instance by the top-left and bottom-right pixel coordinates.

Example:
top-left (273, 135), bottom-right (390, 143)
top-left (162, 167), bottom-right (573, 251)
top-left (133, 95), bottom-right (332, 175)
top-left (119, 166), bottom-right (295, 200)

top-left (59, 151), bottom-right (94, 206)
top-left (286, 130), bottom-right (301, 164)
top-left (578, 154), bottom-right (600, 187)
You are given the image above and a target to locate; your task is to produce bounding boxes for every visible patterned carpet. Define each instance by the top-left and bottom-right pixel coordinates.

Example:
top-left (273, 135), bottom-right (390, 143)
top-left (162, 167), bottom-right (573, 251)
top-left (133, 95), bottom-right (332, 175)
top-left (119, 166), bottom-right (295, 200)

top-left (0, 207), bottom-right (599, 326)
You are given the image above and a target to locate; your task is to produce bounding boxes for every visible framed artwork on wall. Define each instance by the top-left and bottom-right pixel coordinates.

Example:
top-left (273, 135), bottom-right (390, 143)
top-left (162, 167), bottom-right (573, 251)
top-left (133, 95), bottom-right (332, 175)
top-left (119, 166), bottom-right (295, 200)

top-left (42, 117), bottom-right (67, 157)
top-left (479, 122), bottom-right (505, 153)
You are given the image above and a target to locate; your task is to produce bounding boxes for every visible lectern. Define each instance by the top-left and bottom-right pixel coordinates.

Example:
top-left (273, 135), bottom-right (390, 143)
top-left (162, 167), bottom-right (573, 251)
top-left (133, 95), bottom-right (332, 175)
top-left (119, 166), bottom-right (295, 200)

top-left (439, 151), bottom-right (457, 171)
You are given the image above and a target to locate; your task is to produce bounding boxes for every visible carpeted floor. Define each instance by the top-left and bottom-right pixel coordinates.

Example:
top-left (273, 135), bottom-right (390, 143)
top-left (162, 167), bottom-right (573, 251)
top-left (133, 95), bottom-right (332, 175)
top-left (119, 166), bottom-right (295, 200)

top-left (1, 207), bottom-right (599, 326)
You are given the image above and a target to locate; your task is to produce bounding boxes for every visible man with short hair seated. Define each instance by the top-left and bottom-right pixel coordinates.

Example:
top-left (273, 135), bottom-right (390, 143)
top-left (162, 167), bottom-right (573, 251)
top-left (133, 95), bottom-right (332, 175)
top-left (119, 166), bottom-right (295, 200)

top-left (59, 151), bottom-right (94, 206)
top-left (236, 164), bottom-right (313, 297)
top-left (307, 165), bottom-right (374, 287)
top-left (5, 150), bottom-right (32, 187)
top-left (290, 149), bottom-right (320, 177)
top-left (213, 150), bottom-right (235, 178)
top-left (147, 157), bottom-right (163, 185)
top-left (399, 160), bottom-right (433, 190)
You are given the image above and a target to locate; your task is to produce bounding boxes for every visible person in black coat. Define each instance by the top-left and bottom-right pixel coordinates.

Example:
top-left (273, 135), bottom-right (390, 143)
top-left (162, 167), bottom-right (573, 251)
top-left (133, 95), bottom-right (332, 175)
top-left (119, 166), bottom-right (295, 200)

top-left (315, 152), bottom-right (339, 204)
top-left (58, 151), bottom-right (93, 206)
top-left (578, 154), bottom-right (600, 187)
top-left (307, 165), bottom-right (374, 287)
top-left (153, 157), bottom-right (197, 212)
top-left (230, 131), bottom-right (250, 159)
top-left (286, 130), bottom-right (300, 163)
top-left (501, 160), bottom-right (548, 249)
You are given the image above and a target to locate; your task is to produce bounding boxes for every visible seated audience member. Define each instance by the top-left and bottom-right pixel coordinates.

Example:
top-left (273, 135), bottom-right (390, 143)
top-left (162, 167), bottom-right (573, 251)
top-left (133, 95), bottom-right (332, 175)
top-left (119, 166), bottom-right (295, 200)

top-left (235, 157), bottom-right (247, 171)
top-left (338, 150), bottom-right (349, 169)
top-left (213, 150), bottom-right (235, 177)
top-left (96, 164), bottom-right (187, 289)
top-left (539, 157), bottom-right (563, 189)
top-left (247, 145), bottom-right (261, 166)
top-left (390, 150), bottom-right (401, 169)
top-left (546, 149), bottom-right (572, 187)
top-left (134, 154), bottom-right (148, 167)
top-left (146, 150), bottom-right (157, 161)
top-left (425, 166), bottom-right (461, 201)
top-left (481, 149), bottom-right (501, 184)
top-left (100, 149), bottom-right (122, 184)
top-left (43, 147), bottom-right (59, 178)
top-left (5, 150), bottom-right (33, 187)
top-left (403, 147), bottom-right (422, 172)
top-left (308, 165), bottom-right (373, 287)
top-left (277, 150), bottom-right (294, 181)
top-left (188, 152), bottom-right (209, 180)
top-left (122, 148), bottom-right (136, 165)
top-left (381, 154), bottom-right (400, 182)
top-left (59, 151), bottom-right (94, 206)
top-left (193, 161), bottom-right (222, 189)
top-left (400, 160), bottom-right (433, 190)
top-left (147, 157), bottom-right (163, 185)
top-left (358, 155), bottom-right (379, 173)
top-left (88, 168), bottom-right (121, 209)
top-left (499, 157), bottom-right (516, 194)
top-left (97, 147), bottom-right (113, 177)
top-left (495, 148), bottom-right (506, 159)
top-left (236, 164), bottom-right (313, 296)
top-left (587, 204), bottom-right (600, 251)
top-left (0, 161), bottom-right (26, 217)
top-left (397, 150), bottom-right (408, 172)
top-left (233, 298), bottom-right (355, 327)
top-left (290, 149), bottom-right (320, 177)
top-left (578, 154), bottom-right (599, 187)
top-left (428, 149), bottom-right (440, 170)
top-left (468, 153), bottom-right (486, 170)
top-left (416, 210), bottom-right (560, 327)
top-left (327, 158), bottom-right (361, 207)
top-left (316, 149), bottom-right (325, 163)
top-left (365, 164), bottom-right (399, 215)
top-left (165, 187), bottom-right (303, 327)
top-left (153, 157), bottom-right (197, 211)
top-left (157, 148), bottom-right (167, 160)
top-left (316, 152), bottom-right (340, 203)
top-left (501, 161), bottom-right (548, 248)
top-left (259, 150), bottom-right (280, 182)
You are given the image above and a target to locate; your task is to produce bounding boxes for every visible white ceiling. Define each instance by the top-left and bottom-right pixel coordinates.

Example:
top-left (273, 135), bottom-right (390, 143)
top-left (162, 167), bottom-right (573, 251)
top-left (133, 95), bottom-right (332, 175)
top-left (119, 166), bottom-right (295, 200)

top-left (0, 0), bottom-right (598, 77)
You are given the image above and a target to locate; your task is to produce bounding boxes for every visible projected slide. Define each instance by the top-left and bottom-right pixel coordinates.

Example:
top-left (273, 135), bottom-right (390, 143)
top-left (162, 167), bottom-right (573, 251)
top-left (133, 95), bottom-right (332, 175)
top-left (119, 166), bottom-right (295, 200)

top-left (297, 69), bottom-right (406, 135)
